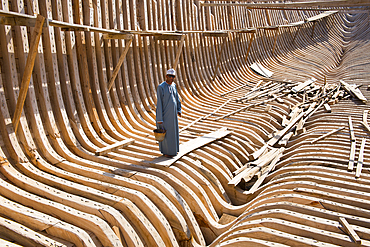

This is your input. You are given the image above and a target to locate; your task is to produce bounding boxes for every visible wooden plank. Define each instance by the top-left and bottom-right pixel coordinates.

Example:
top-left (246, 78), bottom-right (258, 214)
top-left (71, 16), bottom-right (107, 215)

top-left (144, 128), bottom-right (232, 167)
top-left (12, 14), bottom-right (45, 133)
top-left (310, 127), bottom-right (346, 144)
top-left (102, 33), bottom-right (134, 40)
top-left (348, 140), bottom-right (356, 171)
top-left (229, 148), bottom-right (283, 186)
top-left (203, 99), bottom-right (232, 119)
top-left (107, 38), bottom-right (133, 91)
top-left (339, 217), bottom-right (362, 244)
top-left (291, 78), bottom-right (316, 93)
top-left (250, 62), bottom-right (273, 78)
top-left (348, 116), bottom-right (356, 141)
top-left (95, 139), bottom-right (135, 155)
top-left (203, 31), bottom-right (228, 37)
top-left (154, 34), bottom-right (183, 40)
top-left (324, 103), bottom-right (331, 112)
top-left (220, 84), bottom-right (248, 96)
top-left (179, 99), bottom-right (231, 133)
top-left (340, 80), bottom-right (368, 103)
top-left (268, 111), bottom-right (305, 146)
top-left (355, 138), bottom-right (366, 178)
top-left (278, 132), bottom-right (294, 146)
top-left (361, 110), bottom-right (370, 133)
top-left (244, 151), bottom-right (283, 194)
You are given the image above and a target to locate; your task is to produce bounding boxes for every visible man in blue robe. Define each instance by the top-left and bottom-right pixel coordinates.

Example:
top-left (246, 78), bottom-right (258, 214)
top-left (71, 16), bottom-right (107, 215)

top-left (156, 69), bottom-right (182, 158)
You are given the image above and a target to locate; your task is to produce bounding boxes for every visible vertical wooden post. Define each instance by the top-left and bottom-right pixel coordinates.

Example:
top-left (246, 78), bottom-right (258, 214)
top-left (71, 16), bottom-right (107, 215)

top-left (244, 32), bottom-right (255, 62)
top-left (12, 14), bottom-right (45, 133)
top-left (172, 35), bottom-right (186, 69)
top-left (212, 37), bottom-right (227, 81)
top-left (107, 38), bottom-right (133, 91)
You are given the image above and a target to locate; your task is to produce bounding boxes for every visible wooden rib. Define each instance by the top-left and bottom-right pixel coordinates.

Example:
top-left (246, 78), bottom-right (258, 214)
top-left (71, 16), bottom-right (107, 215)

top-left (0, 1), bottom-right (369, 246)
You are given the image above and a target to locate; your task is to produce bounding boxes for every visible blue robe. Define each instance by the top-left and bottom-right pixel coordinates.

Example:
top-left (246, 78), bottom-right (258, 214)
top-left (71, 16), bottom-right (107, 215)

top-left (156, 81), bottom-right (181, 156)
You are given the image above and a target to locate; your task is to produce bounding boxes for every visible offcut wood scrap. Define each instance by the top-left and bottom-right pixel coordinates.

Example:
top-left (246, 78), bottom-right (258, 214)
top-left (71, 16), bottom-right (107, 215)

top-left (340, 80), bottom-right (368, 103)
top-left (361, 110), bottom-right (370, 133)
top-left (229, 147), bottom-right (284, 186)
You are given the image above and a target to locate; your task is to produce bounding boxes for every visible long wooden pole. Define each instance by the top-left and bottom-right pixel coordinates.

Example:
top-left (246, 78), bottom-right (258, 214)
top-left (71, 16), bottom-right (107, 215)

top-left (12, 14), bottom-right (45, 133)
top-left (107, 38), bottom-right (133, 91)
top-left (200, 0), bottom-right (370, 8)
top-left (244, 32), bottom-right (255, 62)
top-left (212, 37), bottom-right (227, 81)
top-left (172, 35), bottom-right (186, 69)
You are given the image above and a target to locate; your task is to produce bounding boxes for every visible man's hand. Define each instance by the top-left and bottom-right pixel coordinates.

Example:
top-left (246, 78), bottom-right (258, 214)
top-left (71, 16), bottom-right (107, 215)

top-left (178, 113), bottom-right (181, 117)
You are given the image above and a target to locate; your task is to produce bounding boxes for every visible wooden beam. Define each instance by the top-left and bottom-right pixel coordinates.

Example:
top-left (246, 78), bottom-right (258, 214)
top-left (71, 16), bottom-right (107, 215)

top-left (348, 140), bottom-right (356, 171)
top-left (199, 1), bottom-right (370, 8)
top-left (244, 32), bottom-right (255, 62)
top-left (12, 14), bottom-right (45, 133)
top-left (355, 138), bottom-right (366, 178)
top-left (310, 126), bottom-right (346, 144)
top-left (107, 38), bottom-right (133, 91)
top-left (172, 35), bottom-right (186, 69)
top-left (220, 84), bottom-right (248, 96)
top-left (361, 110), bottom-right (370, 133)
top-left (212, 37), bottom-right (227, 81)
top-left (95, 139), bottom-right (135, 156)
top-left (268, 111), bottom-right (306, 146)
top-left (292, 78), bottom-right (316, 93)
top-left (244, 150), bottom-right (284, 194)
top-left (340, 80), bottom-right (368, 103)
top-left (348, 116), bottom-right (356, 141)
top-left (144, 128), bottom-right (232, 167)
top-left (154, 34), bottom-right (183, 41)
top-left (339, 217), bottom-right (362, 244)
top-left (102, 33), bottom-right (134, 40)
top-left (203, 31), bottom-right (229, 37)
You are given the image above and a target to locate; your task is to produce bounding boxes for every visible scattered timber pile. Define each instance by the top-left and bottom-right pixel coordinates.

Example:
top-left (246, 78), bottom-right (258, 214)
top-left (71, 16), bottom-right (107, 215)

top-left (0, 0), bottom-right (369, 246)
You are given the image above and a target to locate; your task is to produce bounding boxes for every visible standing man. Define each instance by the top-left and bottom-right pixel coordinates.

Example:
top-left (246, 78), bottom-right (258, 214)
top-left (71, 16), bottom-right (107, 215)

top-left (156, 69), bottom-right (182, 158)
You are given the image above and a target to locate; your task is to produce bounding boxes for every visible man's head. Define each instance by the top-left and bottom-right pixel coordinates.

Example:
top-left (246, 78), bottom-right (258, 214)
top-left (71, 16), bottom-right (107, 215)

top-left (166, 68), bottom-right (176, 84)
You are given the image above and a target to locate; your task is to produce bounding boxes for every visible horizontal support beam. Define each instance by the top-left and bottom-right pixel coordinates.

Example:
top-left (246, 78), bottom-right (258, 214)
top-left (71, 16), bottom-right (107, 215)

top-left (102, 33), bottom-right (133, 39)
top-left (203, 31), bottom-right (229, 37)
top-left (154, 34), bottom-right (184, 40)
top-left (200, 0), bottom-right (370, 8)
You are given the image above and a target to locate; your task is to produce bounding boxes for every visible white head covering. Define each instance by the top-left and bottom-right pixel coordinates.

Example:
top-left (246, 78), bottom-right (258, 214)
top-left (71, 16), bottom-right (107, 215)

top-left (166, 68), bottom-right (176, 76)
